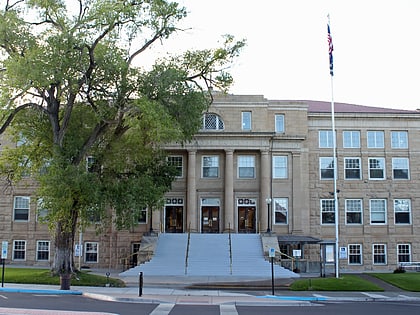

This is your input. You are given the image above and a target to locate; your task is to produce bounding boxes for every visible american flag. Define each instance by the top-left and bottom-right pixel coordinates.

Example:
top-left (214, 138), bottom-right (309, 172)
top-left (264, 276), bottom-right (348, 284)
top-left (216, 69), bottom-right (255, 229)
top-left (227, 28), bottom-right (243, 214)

top-left (327, 22), bottom-right (334, 76)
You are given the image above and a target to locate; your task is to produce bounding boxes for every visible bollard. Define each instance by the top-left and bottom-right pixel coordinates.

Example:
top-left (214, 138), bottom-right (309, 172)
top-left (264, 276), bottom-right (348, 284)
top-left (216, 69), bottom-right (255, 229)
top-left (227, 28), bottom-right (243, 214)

top-left (139, 272), bottom-right (143, 297)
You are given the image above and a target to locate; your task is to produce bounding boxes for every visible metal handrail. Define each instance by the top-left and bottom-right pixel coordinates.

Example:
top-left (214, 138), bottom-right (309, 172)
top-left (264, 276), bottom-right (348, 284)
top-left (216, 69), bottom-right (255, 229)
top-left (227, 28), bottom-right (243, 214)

top-left (228, 223), bottom-right (233, 274)
top-left (185, 224), bottom-right (191, 275)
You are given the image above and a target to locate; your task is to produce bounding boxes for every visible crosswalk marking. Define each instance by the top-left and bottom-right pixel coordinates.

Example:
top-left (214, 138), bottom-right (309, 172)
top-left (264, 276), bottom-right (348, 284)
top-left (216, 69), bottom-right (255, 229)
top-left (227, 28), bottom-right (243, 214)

top-left (361, 292), bottom-right (388, 299)
top-left (220, 304), bottom-right (239, 315)
top-left (149, 303), bottom-right (175, 315)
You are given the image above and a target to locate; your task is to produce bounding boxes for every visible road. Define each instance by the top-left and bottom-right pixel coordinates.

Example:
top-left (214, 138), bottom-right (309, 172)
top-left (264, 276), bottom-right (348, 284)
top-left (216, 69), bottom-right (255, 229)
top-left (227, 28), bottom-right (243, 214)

top-left (1, 293), bottom-right (420, 315)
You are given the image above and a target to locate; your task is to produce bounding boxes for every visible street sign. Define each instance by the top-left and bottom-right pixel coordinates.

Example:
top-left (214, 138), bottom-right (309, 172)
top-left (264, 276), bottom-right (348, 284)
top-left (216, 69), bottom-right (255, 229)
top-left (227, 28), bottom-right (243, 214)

top-left (1, 241), bottom-right (8, 259)
top-left (269, 248), bottom-right (275, 258)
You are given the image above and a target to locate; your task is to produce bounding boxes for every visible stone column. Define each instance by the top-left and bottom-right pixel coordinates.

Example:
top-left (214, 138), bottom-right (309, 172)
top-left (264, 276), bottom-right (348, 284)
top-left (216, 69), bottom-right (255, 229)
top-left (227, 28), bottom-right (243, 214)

top-left (260, 150), bottom-right (270, 233)
top-left (187, 150), bottom-right (197, 232)
top-left (292, 152), bottom-right (305, 234)
top-left (224, 149), bottom-right (234, 232)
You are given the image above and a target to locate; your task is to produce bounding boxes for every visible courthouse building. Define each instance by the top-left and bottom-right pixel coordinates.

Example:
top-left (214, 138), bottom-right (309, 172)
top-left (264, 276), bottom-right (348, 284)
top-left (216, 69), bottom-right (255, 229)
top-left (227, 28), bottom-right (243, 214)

top-left (1, 93), bottom-right (419, 273)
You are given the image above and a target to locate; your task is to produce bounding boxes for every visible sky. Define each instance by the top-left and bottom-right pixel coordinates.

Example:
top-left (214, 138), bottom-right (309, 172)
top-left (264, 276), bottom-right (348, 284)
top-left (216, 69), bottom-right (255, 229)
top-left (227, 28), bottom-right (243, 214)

top-left (151, 0), bottom-right (420, 110)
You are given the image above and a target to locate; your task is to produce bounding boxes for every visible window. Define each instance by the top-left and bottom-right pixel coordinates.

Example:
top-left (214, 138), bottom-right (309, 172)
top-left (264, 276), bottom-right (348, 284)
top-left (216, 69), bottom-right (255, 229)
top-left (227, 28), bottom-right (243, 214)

top-left (273, 156), bottom-right (287, 179)
top-left (319, 130), bottom-right (333, 148)
top-left (320, 157), bottom-right (334, 180)
top-left (202, 156), bottom-right (219, 178)
top-left (348, 244), bottom-right (362, 265)
top-left (138, 208), bottom-right (148, 224)
top-left (275, 114), bottom-right (285, 133)
top-left (86, 156), bottom-right (96, 172)
top-left (36, 198), bottom-right (48, 222)
top-left (167, 156), bottom-right (183, 178)
top-left (368, 158), bottom-right (385, 180)
top-left (373, 244), bottom-right (387, 265)
top-left (273, 198), bottom-right (288, 224)
top-left (242, 111), bottom-right (251, 130)
top-left (202, 113), bottom-right (224, 130)
top-left (343, 131), bottom-right (360, 148)
top-left (394, 199), bottom-right (411, 224)
top-left (13, 240), bottom-right (26, 260)
top-left (397, 244), bottom-right (411, 263)
top-left (370, 199), bottom-right (387, 224)
top-left (367, 131), bottom-right (384, 148)
top-left (238, 156), bottom-right (255, 178)
top-left (14, 196), bottom-right (30, 221)
top-left (85, 242), bottom-right (98, 263)
top-left (345, 199), bottom-right (362, 224)
top-left (321, 199), bottom-right (335, 224)
top-left (344, 158), bottom-right (361, 179)
top-left (36, 241), bottom-right (50, 261)
top-left (392, 158), bottom-right (409, 179)
top-left (391, 131), bottom-right (408, 149)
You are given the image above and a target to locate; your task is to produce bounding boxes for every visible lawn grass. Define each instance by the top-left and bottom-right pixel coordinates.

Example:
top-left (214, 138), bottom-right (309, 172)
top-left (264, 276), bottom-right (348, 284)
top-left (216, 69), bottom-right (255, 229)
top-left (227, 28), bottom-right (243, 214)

top-left (0, 267), bottom-right (125, 287)
top-left (370, 272), bottom-right (420, 292)
top-left (290, 274), bottom-right (384, 291)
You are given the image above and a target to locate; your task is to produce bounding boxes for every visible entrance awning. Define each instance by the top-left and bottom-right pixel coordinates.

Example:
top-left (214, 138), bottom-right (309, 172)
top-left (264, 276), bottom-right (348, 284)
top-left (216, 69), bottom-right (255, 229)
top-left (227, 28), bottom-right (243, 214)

top-left (277, 235), bottom-right (322, 244)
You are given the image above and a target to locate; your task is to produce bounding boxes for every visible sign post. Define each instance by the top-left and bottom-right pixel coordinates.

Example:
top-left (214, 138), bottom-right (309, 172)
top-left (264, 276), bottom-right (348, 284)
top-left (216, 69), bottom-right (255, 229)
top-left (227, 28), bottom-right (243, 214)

top-left (1, 241), bottom-right (8, 287)
top-left (269, 248), bottom-right (275, 295)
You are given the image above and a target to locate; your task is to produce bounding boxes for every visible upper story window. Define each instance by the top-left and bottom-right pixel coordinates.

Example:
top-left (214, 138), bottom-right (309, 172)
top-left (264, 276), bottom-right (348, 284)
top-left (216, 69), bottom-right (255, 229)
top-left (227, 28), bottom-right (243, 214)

top-left (345, 199), bottom-right (363, 224)
top-left (272, 156), bottom-right (287, 179)
top-left (167, 156), bottom-right (183, 178)
top-left (394, 199), bottom-right (411, 224)
top-left (367, 131), bottom-right (384, 148)
top-left (370, 199), bottom-right (387, 224)
top-left (391, 131), bottom-right (408, 149)
top-left (273, 198), bottom-right (288, 224)
top-left (275, 114), bottom-right (285, 133)
top-left (14, 196), bottom-right (30, 221)
top-left (202, 113), bottom-right (224, 130)
top-left (319, 157), bottom-right (334, 180)
top-left (238, 155), bottom-right (255, 178)
top-left (392, 157), bottom-right (409, 179)
top-left (320, 199), bottom-right (335, 225)
top-left (368, 157), bottom-right (386, 180)
top-left (138, 208), bottom-right (148, 224)
top-left (319, 130), bottom-right (333, 148)
top-left (344, 157), bottom-right (361, 179)
top-left (242, 111), bottom-right (252, 131)
top-left (343, 130), bottom-right (360, 148)
top-left (202, 156), bottom-right (219, 178)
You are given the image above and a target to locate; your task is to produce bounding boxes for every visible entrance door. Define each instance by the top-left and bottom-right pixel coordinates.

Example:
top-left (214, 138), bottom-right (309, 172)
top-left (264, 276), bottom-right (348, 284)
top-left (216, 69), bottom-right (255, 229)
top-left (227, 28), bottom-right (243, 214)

top-left (165, 206), bottom-right (183, 233)
top-left (202, 206), bottom-right (220, 233)
top-left (238, 206), bottom-right (256, 233)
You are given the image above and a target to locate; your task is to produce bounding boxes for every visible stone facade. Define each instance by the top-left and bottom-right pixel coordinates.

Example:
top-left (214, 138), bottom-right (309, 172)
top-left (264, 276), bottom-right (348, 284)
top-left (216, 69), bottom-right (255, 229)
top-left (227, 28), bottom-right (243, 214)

top-left (1, 93), bottom-right (419, 273)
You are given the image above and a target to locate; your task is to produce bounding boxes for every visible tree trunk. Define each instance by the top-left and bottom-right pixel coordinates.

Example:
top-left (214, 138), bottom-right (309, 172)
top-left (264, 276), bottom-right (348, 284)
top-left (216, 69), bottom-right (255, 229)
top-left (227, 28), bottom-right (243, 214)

top-left (53, 221), bottom-right (76, 290)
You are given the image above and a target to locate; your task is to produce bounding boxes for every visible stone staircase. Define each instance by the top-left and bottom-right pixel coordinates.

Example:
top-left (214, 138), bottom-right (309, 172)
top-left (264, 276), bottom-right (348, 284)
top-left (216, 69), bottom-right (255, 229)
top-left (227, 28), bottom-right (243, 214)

top-left (120, 233), bottom-right (298, 278)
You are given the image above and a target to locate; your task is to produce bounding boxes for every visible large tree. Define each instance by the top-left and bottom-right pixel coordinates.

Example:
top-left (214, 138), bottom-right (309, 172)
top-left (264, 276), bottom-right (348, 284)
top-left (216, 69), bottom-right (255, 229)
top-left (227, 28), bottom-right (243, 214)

top-left (0, 0), bottom-right (244, 289)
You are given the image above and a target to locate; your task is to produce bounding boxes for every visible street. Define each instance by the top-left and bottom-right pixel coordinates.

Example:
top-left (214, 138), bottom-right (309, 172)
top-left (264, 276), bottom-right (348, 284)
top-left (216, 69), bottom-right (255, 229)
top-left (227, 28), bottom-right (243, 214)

top-left (0, 293), bottom-right (420, 315)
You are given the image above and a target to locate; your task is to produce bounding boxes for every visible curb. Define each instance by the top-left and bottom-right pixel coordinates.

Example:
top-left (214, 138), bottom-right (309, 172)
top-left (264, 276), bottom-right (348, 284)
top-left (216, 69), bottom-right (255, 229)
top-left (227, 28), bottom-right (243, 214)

top-left (0, 287), bottom-right (82, 295)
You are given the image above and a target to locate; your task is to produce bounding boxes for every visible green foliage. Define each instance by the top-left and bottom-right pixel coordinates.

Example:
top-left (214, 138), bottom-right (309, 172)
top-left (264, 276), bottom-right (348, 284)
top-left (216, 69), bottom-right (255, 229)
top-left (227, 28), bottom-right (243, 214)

top-left (290, 275), bottom-right (384, 291)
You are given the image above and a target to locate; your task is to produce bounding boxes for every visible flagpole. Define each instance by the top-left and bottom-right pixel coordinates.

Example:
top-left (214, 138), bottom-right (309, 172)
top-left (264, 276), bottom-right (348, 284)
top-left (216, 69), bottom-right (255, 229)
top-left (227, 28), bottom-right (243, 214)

top-left (328, 14), bottom-right (340, 279)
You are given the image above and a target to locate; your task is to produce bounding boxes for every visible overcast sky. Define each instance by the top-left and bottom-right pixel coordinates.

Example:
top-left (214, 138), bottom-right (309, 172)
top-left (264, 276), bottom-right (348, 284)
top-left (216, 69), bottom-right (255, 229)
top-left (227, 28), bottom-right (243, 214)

top-left (156, 0), bottom-right (420, 110)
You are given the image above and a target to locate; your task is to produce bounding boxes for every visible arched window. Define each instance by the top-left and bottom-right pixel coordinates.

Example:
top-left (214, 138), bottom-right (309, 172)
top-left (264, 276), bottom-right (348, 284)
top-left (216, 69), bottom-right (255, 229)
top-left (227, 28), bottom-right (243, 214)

top-left (202, 113), bottom-right (224, 130)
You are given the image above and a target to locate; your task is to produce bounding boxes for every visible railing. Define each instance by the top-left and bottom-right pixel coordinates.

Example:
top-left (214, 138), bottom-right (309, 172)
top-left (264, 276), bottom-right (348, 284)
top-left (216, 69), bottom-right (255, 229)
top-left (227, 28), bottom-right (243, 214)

top-left (121, 242), bottom-right (156, 271)
top-left (399, 261), bottom-right (420, 271)
top-left (275, 250), bottom-right (297, 271)
top-left (185, 224), bottom-right (191, 275)
top-left (228, 223), bottom-right (233, 274)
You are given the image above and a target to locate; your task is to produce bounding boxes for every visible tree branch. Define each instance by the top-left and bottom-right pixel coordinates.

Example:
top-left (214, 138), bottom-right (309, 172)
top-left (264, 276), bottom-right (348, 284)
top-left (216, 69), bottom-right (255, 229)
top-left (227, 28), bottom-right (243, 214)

top-left (0, 102), bottom-right (46, 135)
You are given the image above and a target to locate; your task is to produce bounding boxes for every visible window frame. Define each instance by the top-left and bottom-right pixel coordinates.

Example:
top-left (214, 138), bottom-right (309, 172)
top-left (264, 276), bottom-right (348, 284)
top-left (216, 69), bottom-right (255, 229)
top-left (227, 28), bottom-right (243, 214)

top-left (343, 130), bottom-right (360, 148)
top-left (202, 155), bottom-right (219, 178)
top-left (137, 208), bottom-right (148, 224)
top-left (84, 242), bottom-right (99, 263)
top-left (36, 240), bottom-right (50, 261)
top-left (344, 157), bottom-right (361, 180)
top-left (397, 244), bottom-right (411, 264)
top-left (319, 157), bottom-right (334, 180)
top-left (241, 111), bottom-right (252, 131)
top-left (167, 155), bottom-right (183, 178)
top-left (275, 114), bottom-right (285, 133)
top-left (237, 155), bottom-right (255, 179)
top-left (273, 198), bottom-right (288, 225)
top-left (345, 199), bottom-right (363, 225)
top-left (369, 199), bottom-right (387, 225)
top-left (272, 156), bottom-right (288, 179)
top-left (394, 199), bottom-right (411, 224)
top-left (368, 157), bottom-right (386, 180)
top-left (13, 240), bottom-right (26, 261)
top-left (13, 196), bottom-right (30, 222)
top-left (372, 244), bottom-right (387, 265)
top-left (320, 199), bottom-right (335, 225)
top-left (367, 131), bottom-right (385, 148)
top-left (319, 130), bottom-right (333, 148)
top-left (392, 157), bottom-right (410, 179)
top-left (391, 131), bottom-right (408, 149)
top-left (202, 113), bottom-right (224, 131)
top-left (348, 244), bottom-right (362, 265)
